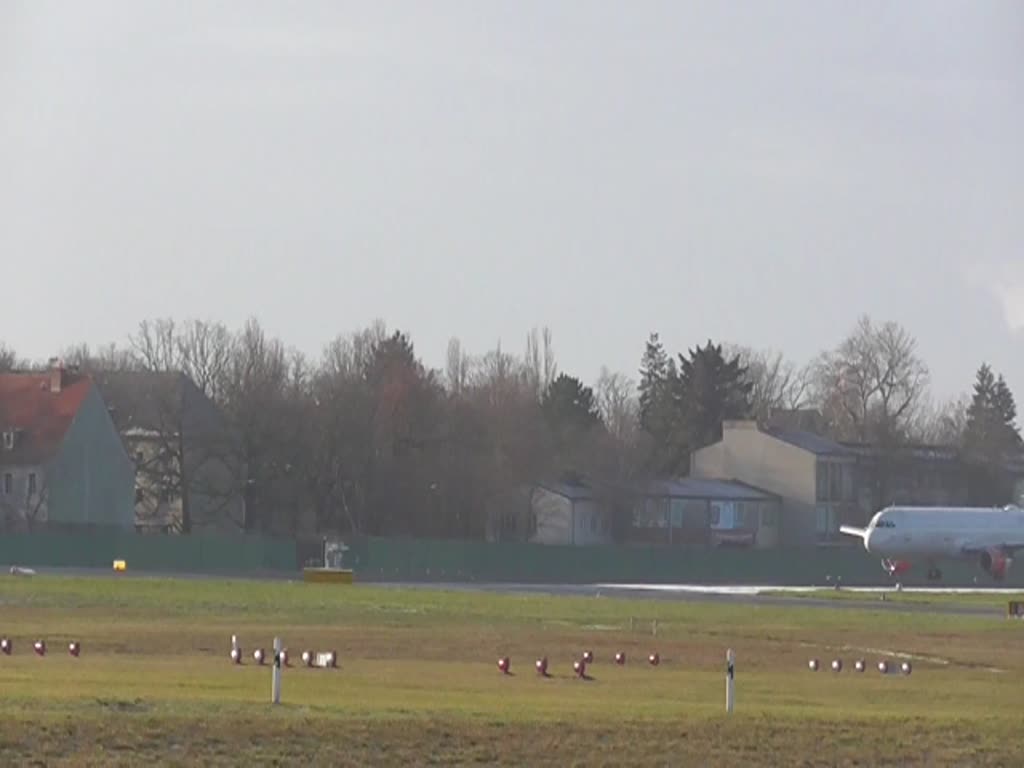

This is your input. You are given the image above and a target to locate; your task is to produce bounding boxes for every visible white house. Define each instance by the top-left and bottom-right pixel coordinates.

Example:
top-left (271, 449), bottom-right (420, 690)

top-left (528, 481), bottom-right (612, 546)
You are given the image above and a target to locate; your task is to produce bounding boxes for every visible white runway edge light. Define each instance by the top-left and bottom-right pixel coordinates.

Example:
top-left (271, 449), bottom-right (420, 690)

top-left (831, 659), bottom-right (843, 672)
top-left (68, 641), bottom-right (80, 657)
top-left (1, 637), bottom-right (10, 655)
top-left (877, 659), bottom-right (911, 675)
top-left (315, 651), bottom-right (337, 668)
top-left (253, 648), bottom-right (266, 665)
top-left (854, 659), bottom-right (865, 672)
top-left (808, 658), bottom-right (819, 671)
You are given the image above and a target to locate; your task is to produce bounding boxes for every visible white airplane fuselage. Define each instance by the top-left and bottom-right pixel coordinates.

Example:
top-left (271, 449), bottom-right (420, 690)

top-left (840, 505), bottom-right (1024, 579)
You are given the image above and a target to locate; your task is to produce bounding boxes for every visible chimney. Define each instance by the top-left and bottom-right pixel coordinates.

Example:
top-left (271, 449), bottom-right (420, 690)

top-left (48, 357), bottom-right (64, 393)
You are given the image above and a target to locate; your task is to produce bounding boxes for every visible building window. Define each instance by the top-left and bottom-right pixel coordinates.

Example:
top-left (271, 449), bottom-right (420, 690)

top-left (27, 473), bottom-right (36, 495)
top-left (841, 464), bottom-right (854, 501)
top-left (3, 473), bottom-right (11, 494)
top-left (633, 499), bottom-right (667, 528)
top-left (669, 499), bottom-right (685, 528)
top-left (828, 463), bottom-right (842, 500)
top-left (816, 462), bottom-right (828, 501)
top-left (711, 501), bottom-right (738, 529)
top-left (816, 504), bottom-right (839, 536)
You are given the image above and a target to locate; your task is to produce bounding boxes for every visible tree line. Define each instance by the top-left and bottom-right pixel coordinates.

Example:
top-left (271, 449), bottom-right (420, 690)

top-left (0, 314), bottom-right (1020, 538)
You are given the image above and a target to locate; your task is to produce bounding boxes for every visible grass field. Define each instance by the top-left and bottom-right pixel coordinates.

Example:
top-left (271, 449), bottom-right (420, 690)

top-left (1, 576), bottom-right (1023, 766)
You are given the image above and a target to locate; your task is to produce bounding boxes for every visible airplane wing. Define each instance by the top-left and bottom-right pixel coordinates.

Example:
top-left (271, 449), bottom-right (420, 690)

top-left (839, 525), bottom-right (867, 540)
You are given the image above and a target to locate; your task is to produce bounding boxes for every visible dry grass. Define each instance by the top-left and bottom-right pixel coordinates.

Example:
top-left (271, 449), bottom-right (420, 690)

top-left (0, 576), bottom-right (1022, 766)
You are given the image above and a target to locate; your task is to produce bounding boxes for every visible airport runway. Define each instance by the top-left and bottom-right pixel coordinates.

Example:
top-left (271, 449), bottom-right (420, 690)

top-left (372, 581), bottom-right (1015, 616)
top-left (11, 566), bottom-right (1018, 616)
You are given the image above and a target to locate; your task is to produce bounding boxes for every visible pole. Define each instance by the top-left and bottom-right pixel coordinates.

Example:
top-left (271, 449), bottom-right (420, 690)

top-left (272, 637), bottom-right (282, 705)
top-left (725, 648), bottom-right (735, 713)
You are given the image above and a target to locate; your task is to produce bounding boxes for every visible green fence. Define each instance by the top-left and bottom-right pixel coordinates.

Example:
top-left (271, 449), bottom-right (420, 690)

top-left (5, 528), bottom-right (1021, 587)
top-left (0, 529), bottom-right (297, 573)
top-left (342, 536), bottom-right (1024, 587)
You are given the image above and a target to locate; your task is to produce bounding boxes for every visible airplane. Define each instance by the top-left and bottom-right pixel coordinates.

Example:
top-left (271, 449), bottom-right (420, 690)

top-left (839, 504), bottom-right (1024, 582)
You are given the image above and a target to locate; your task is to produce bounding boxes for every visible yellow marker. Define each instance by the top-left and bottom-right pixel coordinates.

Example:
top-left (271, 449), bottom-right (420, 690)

top-left (113, 559), bottom-right (126, 572)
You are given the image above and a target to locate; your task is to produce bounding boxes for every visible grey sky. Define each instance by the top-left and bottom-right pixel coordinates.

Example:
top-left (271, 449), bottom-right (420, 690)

top-left (2, 1), bottom-right (1022, 407)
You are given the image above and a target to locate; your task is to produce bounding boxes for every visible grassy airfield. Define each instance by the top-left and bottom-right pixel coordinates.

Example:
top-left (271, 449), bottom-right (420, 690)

top-left (0, 576), bottom-right (1022, 766)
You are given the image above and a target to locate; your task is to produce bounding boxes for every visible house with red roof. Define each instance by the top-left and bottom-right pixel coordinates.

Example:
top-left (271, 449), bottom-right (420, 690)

top-left (0, 360), bottom-right (135, 531)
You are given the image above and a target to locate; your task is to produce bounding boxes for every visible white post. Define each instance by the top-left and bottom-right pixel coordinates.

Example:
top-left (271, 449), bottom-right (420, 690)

top-left (272, 637), bottom-right (282, 705)
top-left (725, 648), bottom-right (735, 713)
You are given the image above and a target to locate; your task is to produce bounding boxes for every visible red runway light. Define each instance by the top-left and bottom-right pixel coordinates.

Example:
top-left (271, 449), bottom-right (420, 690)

top-left (535, 657), bottom-right (548, 676)
top-left (1, 638), bottom-right (10, 655)
top-left (573, 659), bottom-right (586, 677)
top-left (33, 640), bottom-right (46, 657)
top-left (614, 651), bottom-right (625, 665)
top-left (68, 642), bottom-right (80, 657)
top-left (497, 656), bottom-right (510, 674)
top-left (648, 652), bottom-right (659, 666)
top-left (582, 650), bottom-right (594, 664)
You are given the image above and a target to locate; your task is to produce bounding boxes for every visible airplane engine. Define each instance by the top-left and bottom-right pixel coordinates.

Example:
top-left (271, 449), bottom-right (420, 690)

top-left (979, 549), bottom-right (1010, 580)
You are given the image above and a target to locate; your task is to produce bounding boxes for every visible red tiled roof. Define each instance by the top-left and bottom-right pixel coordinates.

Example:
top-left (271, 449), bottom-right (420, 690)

top-left (0, 372), bottom-right (93, 465)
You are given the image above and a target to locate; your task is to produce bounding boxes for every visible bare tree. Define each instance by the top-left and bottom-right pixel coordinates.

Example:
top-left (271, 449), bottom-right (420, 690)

top-left (445, 337), bottom-right (472, 396)
top-left (130, 318), bottom-right (181, 372)
top-left (59, 342), bottom-right (137, 373)
top-left (594, 367), bottom-right (640, 445)
top-left (0, 474), bottom-right (49, 532)
top-left (811, 316), bottom-right (930, 443)
top-left (912, 394), bottom-right (969, 445)
top-left (726, 345), bottom-right (811, 422)
top-left (176, 319), bottom-right (235, 403)
top-left (0, 343), bottom-right (23, 372)
top-left (523, 327), bottom-right (558, 400)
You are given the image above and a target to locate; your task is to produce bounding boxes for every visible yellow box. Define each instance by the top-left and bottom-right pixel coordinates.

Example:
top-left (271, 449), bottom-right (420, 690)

top-left (113, 559), bottom-right (126, 572)
top-left (302, 568), bottom-right (353, 584)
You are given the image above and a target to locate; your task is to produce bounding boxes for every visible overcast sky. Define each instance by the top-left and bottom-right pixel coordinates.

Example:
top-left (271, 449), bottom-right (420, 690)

top-left (2, 1), bottom-right (1021, 406)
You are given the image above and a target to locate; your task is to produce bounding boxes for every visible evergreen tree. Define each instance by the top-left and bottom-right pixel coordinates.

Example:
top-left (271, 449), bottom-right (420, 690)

top-left (674, 340), bottom-right (753, 451)
top-left (964, 364), bottom-right (1021, 462)
top-left (541, 373), bottom-right (601, 435)
top-left (992, 374), bottom-right (1022, 446)
top-left (638, 333), bottom-right (670, 433)
top-left (964, 363), bottom-right (1022, 506)
top-left (637, 333), bottom-right (685, 474)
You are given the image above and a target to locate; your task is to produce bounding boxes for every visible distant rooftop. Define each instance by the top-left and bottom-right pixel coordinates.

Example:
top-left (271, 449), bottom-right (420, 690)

top-left (537, 480), bottom-right (594, 501)
top-left (647, 477), bottom-right (778, 502)
top-left (763, 426), bottom-right (852, 457)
